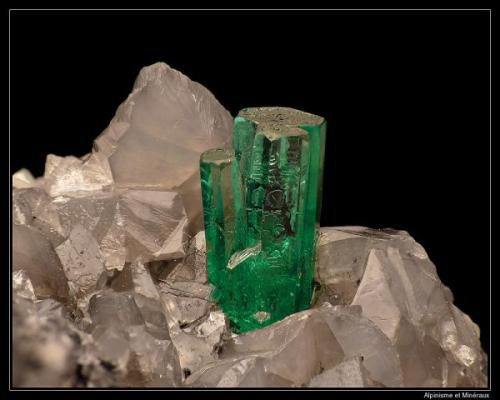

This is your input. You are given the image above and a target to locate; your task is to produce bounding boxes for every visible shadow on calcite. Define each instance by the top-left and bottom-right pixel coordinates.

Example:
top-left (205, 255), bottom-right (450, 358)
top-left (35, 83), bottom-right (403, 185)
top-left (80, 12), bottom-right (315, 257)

top-left (12, 62), bottom-right (487, 388)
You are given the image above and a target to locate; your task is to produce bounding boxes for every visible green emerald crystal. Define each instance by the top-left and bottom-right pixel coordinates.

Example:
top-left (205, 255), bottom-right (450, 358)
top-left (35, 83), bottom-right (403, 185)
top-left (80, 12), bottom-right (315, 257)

top-left (200, 107), bottom-right (326, 332)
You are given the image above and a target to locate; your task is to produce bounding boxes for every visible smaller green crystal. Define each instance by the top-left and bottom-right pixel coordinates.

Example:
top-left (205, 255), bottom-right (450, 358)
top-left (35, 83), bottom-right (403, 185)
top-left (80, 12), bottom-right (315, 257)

top-left (199, 148), bottom-right (247, 286)
top-left (200, 107), bottom-right (326, 333)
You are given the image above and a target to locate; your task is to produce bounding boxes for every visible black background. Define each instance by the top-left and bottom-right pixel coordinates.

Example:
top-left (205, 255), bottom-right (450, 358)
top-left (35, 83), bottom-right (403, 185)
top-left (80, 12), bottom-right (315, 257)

top-left (10, 10), bottom-right (491, 353)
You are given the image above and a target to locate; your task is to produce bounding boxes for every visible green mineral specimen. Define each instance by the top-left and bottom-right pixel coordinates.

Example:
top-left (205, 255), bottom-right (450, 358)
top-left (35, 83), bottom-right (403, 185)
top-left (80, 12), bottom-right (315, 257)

top-left (200, 107), bottom-right (326, 332)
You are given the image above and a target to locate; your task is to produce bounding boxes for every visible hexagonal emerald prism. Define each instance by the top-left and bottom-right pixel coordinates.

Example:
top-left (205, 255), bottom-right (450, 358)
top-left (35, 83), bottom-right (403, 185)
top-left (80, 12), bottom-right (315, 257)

top-left (200, 107), bottom-right (326, 332)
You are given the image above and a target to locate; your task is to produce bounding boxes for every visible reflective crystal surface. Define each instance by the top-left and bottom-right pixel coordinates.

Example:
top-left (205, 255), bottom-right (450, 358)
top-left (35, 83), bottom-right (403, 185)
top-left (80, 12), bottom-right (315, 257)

top-left (13, 224), bottom-right (69, 301)
top-left (94, 62), bottom-right (233, 231)
top-left (314, 227), bottom-right (488, 388)
top-left (43, 153), bottom-right (113, 198)
top-left (12, 219), bottom-right (488, 388)
top-left (12, 168), bottom-right (36, 189)
top-left (308, 357), bottom-right (380, 387)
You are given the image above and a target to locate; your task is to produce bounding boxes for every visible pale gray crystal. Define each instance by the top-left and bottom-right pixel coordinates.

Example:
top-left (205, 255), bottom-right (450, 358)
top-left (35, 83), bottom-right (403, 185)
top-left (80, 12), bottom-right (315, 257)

top-left (12, 270), bottom-right (37, 301)
top-left (163, 259), bottom-right (196, 282)
top-left (16, 189), bottom-right (126, 276)
top-left (171, 325), bottom-right (226, 381)
top-left (352, 249), bottom-right (402, 341)
top-left (161, 292), bottom-right (210, 328)
top-left (43, 152), bottom-right (113, 198)
top-left (12, 61), bottom-right (236, 387)
top-left (88, 290), bottom-right (181, 386)
top-left (13, 224), bottom-right (69, 301)
top-left (89, 291), bottom-right (144, 331)
top-left (46, 188), bottom-right (187, 268)
top-left (93, 62), bottom-right (233, 231)
top-left (56, 224), bottom-right (106, 296)
top-left (97, 200), bottom-right (126, 271)
top-left (183, 230), bottom-right (208, 283)
top-left (14, 186), bottom-right (187, 279)
top-left (130, 259), bottom-right (161, 300)
top-left (319, 304), bottom-right (402, 387)
top-left (154, 231), bottom-right (208, 283)
top-left (315, 227), bottom-right (377, 305)
top-left (91, 323), bottom-right (131, 371)
top-left (11, 222), bottom-right (488, 388)
top-left (121, 189), bottom-right (188, 261)
top-left (87, 255), bottom-right (180, 384)
top-left (52, 191), bottom-right (126, 271)
top-left (13, 187), bottom-right (66, 245)
top-left (12, 168), bottom-right (36, 189)
top-left (215, 306), bottom-right (345, 387)
top-left (308, 357), bottom-right (378, 387)
top-left (129, 259), bottom-right (170, 339)
top-left (185, 355), bottom-right (294, 387)
top-left (127, 325), bottom-right (181, 387)
top-left (190, 304), bottom-right (397, 388)
top-left (160, 282), bottom-right (225, 378)
top-left (88, 275), bottom-right (167, 351)
top-left (314, 226), bottom-right (487, 387)
top-left (55, 191), bottom-right (118, 239)
top-left (157, 247), bottom-right (224, 378)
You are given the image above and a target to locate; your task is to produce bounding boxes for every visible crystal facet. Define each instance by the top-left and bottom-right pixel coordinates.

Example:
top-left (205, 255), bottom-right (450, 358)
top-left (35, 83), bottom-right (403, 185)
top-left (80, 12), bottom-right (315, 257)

top-left (94, 62), bottom-right (233, 232)
top-left (200, 107), bottom-right (326, 332)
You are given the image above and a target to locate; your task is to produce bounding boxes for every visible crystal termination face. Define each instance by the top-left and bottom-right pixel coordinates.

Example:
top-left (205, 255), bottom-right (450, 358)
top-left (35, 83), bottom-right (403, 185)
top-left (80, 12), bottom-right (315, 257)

top-left (200, 107), bottom-right (326, 332)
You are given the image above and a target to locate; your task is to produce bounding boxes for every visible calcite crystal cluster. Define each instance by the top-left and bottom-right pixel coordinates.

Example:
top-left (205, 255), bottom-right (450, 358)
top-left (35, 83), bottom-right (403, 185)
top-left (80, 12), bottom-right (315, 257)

top-left (12, 62), bottom-right (487, 388)
top-left (200, 108), bottom-right (326, 332)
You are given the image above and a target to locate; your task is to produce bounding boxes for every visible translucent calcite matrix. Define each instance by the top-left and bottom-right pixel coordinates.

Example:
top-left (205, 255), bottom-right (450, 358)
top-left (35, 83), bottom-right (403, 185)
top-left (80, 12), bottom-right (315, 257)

top-left (200, 107), bottom-right (326, 332)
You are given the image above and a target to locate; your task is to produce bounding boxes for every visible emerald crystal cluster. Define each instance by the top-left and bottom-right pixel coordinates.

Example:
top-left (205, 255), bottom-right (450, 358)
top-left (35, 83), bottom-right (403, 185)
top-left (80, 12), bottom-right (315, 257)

top-left (200, 107), bottom-right (326, 332)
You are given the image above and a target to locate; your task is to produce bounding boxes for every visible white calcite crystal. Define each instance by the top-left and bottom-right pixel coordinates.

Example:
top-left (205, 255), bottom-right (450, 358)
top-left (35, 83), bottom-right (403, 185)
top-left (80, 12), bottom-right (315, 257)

top-left (121, 189), bottom-right (188, 261)
top-left (11, 62), bottom-right (487, 388)
top-left (13, 224), bottom-right (69, 301)
top-left (87, 288), bottom-right (181, 386)
top-left (56, 224), bottom-right (106, 296)
top-left (314, 227), bottom-right (488, 388)
top-left (43, 152), bottom-right (113, 198)
top-left (12, 221), bottom-right (489, 388)
top-left (186, 304), bottom-right (401, 387)
top-left (13, 187), bottom-right (189, 284)
top-left (13, 270), bottom-right (37, 301)
top-left (13, 187), bottom-right (66, 244)
top-left (159, 274), bottom-right (224, 378)
top-left (308, 357), bottom-right (379, 387)
top-left (12, 168), bottom-right (36, 189)
top-left (94, 62), bottom-right (233, 231)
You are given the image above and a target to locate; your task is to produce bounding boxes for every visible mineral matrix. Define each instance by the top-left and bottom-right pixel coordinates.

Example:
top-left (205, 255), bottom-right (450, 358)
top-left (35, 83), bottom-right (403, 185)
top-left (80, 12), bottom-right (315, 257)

top-left (200, 107), bottom-right (326, 332)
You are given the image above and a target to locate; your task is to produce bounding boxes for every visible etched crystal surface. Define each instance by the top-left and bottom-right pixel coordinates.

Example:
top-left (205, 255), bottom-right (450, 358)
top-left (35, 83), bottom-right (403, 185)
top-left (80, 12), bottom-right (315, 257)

top-left (200, 107), bottom-right (326, 332)
top-left (11, 62), bottom-right (487, 388)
